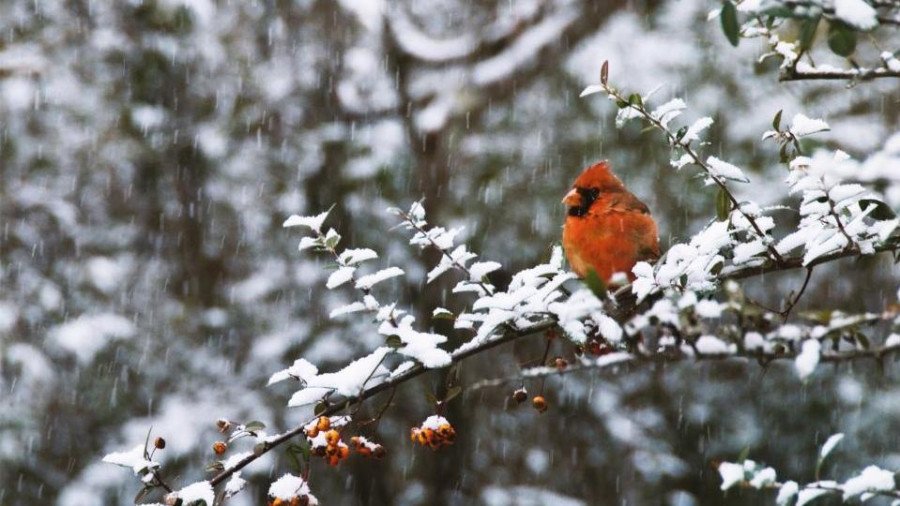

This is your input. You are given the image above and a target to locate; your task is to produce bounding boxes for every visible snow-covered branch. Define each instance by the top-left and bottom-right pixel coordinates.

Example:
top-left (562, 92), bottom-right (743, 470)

top-left (719, 434), bottom-right (900, 503)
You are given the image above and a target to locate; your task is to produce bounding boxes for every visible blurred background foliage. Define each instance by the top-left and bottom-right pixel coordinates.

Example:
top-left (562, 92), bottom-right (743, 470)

top-left (0, 0), bottom-right (898, 504)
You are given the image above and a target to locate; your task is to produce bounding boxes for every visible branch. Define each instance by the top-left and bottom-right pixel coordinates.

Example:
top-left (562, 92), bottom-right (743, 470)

top-left (207, 237), bottom-right (899, 488)
top-left (780, 66), bottom-right (900, 82)
top-left (468, 343), bottom-right (900, 391)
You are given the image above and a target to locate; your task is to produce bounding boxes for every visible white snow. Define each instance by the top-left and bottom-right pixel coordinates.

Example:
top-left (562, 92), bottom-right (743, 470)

top-left (718, 461), bottom-right (745, 490)
top-left (842, 465), bottom-right (896, 500)
top-left (174, 481), bottom-right (215, 505)
top-left (269, 473), bottom-right (317, 503)
top-left (49, 313), bottom-right (136, 364)
top-left (795, 339), bottom-right (821, 380)
top-left (102, 445), bottom-right (158, 475)
top-left (776, 481), bottom-right (799, 505)
top-left (834, 0), bottom-right (879, 30)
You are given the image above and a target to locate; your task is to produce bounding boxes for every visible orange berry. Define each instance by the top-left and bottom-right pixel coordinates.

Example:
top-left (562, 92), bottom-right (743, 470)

top-left (339, 445), bottom-right (350, 459)
top-left (154, 437), bottom-right (166, 450)
top-left (325, 429), bottom-right (340, 446)
top-left (316, 416), bottom-right (330, 432)
top-left (532, 395), bottom-right (548, 413)
top-left (328, 455), bottom-right (340, 466)
top-left (271, 499), bottom-right (284, 506)
top-left (357, 446), bottom-right (372, 457)
top-left (373, 446), bottom-right (386, 459)
top-left (212, 441), bottom-right (228, 455)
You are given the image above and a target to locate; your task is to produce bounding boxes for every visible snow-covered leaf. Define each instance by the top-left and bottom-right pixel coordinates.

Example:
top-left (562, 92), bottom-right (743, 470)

top-left (283, 210), bottom-right (330, 233)
top-left (355, 267), bottom-right (404, 289)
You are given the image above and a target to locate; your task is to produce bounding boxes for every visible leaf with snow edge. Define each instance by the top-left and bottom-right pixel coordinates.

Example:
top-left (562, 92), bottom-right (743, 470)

top-left (411, 226), bottom-right (462, 251)
top-left (749, 467), bottom-right (777, 488)
top-left (326, 266), bottom-right (356, 289)
top-left (427, 245), bottom-right (477, 283)
top-left (650, 98), bottom-right (686, 128)
top-left (795, 339), bottom-right (821, 380)
top-left (174, 481), bottom-right (215, 506)
top-left (469, 261), bottom-right (501, 281)
top-left (329, 302), bottom-right (367, 319)
top-left (580, 84), bottom-right (605, 97)
top-left (355, 267), bottom-right (404, 290)
top-left (789, 114), bottom-right (829, 138)
top-left (796, 488), bottom-right (830, 506)
top-left (283, 210), bottom-right (330, 233)
top-left (733, 239), bottom-right (767, 265)
top-left (776, 481), bottom-right (799, 505)
top-left (706, 156), bottom-right (749, 183)
top-left (298, 237), bottom-right (319, 251)
top-left (719, 461), bottom-right (745, 490)
top-left (631, 261), bottom-right (657, 302)
top-left (268, 358), bottom-right (319, 386)
top-left (683, 117), bottom-right (713, 143)
top-left (287, 348), bottom-right (391, 407)
top-left (432, 307), bottom-right (454, 319)
top-left (816, 433), bottom-right (844, 477)
top-left (615, 106), bottom-right (643, 128)
top-left (323, 228), bottom-right (341, 250)
top-left (102, 444), bottom-right (159, 475)
top-left (842, 466), bottom-right (896, 500)
top-left (671, 154), bottom-right (693, 170)
top-left (338, 248), bottom-right (378, 265)
top-left (834, 0), bottom-right (878, 30)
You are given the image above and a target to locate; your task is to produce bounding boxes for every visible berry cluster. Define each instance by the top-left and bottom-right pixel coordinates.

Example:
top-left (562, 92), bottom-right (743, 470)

top-left (305, 417), bottom-right (350, 467)
top-left (410, 415), bottom-right (456, 449)
top-left (350, 436), bottom-right (386, 458)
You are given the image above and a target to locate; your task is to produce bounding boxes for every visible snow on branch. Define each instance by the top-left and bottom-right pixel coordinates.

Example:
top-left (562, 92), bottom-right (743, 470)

top-left (719, 434), bottom-right (900, 503)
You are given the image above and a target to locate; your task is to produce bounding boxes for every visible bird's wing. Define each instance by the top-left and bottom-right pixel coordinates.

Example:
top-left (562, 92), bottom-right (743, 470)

top-left (607, 192), bottom-right (651, 215)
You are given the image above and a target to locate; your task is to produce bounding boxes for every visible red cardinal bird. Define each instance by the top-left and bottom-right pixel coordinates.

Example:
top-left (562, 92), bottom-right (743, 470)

top-left (562, 161), bottom-right (660, 284)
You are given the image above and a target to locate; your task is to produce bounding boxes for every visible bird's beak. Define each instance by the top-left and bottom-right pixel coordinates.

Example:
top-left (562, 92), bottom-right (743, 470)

top-left (562, 188), bottom-right (581, 207)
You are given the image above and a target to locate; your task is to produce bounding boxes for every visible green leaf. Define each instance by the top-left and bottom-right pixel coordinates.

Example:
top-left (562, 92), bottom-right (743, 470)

top-left (798, 17), bottom-right (819, 53)
top-left (627, 93), bottom-right (643, 108)
top-left (600, 60), bottom-right (609, 86)
top-left (432, 309), bottom-right (455, 320)
top-left (615, 98), bottom-right (629, 109)
top-left (827, 22), bottom-right (857, 57)
top-left (737, 446), bottom-right (751, 463)
top-left (859, 199), bottom-right (897, 220)
top-left (314, 401), bottom-right (328, 416)
top-left (385, 335), bottom-right (403, 348)
top-left (253, 442), bottom-right (266, 456)
top-left (584, 268), bottom-right (607, 299)
top-left (675, 126), bottom-right (688, 142)
top-left (243, 420), bottom-right (266, 432)
top-left (721, 1), bottom-right (741, 47)
top-left (716, 187), bottom-right (732, 221)
top-left (816, 433), bottom-right (844, 478)
top-left (772, 109), bottom-right (783, 131)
